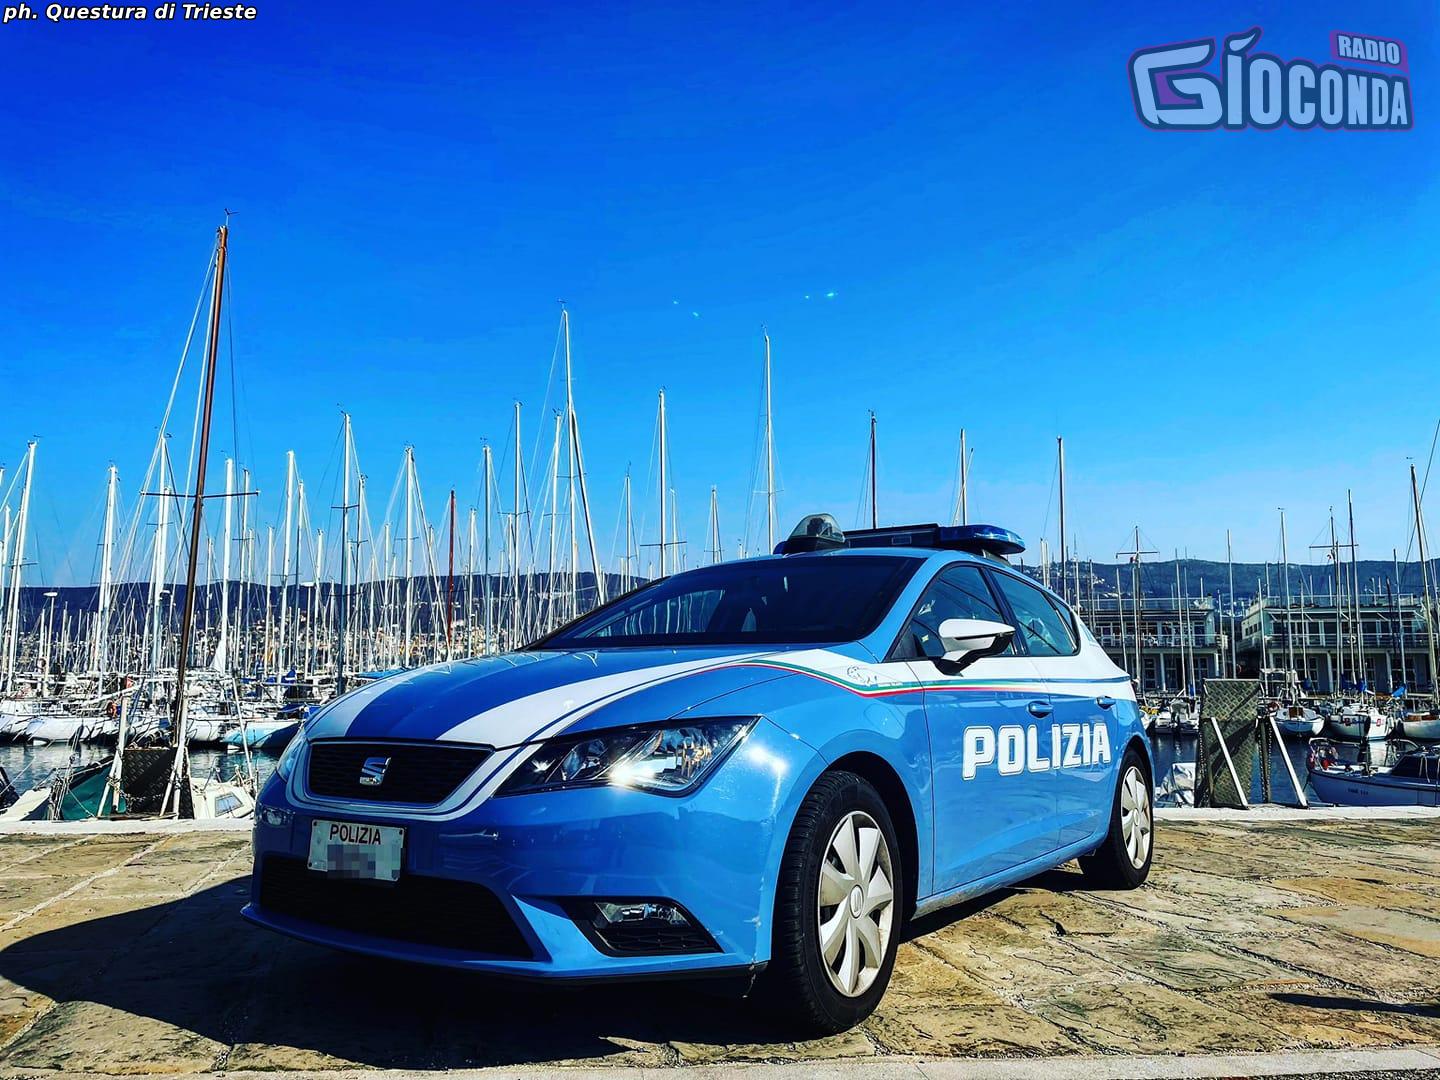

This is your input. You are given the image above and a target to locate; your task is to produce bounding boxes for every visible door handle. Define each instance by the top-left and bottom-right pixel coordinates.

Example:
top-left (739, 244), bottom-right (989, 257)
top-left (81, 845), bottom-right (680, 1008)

top-left (1027, 700), bottom-right (1053, 719)
top-left (1097, 696), bottom-right (1116, 709)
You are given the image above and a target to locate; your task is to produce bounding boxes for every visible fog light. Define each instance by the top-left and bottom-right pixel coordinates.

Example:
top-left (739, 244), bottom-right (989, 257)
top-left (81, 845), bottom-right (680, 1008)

top-left (566, 898), bottom-right (718, 955)
top-left (257, 805), bottom-right (294, 829)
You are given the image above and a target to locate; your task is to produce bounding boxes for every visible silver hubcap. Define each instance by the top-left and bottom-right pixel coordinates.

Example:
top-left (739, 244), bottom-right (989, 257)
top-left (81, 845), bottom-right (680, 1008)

top-left (1119, 765), bottom-right (1152, 869)
top-left (817, 810), bottom-right (895, 998)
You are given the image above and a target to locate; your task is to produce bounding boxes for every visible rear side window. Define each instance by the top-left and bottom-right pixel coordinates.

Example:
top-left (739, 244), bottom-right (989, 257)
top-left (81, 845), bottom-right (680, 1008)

top-left (990, 572), bottom-right (1078, 657)
top-left (891, 563), bottom-right (1013, 661)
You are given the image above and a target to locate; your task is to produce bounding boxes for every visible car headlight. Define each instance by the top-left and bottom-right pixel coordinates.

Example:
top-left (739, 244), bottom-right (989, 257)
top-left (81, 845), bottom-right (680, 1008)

top-left (273, 723), bottom-right (308, 781)
top-left (498, 717), bottom-right (757, 797)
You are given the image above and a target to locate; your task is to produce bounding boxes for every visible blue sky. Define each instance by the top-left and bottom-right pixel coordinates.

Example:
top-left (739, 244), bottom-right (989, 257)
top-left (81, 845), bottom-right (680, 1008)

top-left (1, 0), bottom-right (1436, 585)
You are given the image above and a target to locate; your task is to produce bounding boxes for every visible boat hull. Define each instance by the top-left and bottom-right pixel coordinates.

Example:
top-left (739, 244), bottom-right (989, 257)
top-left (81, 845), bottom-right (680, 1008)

top-left (1400, 714), bottom-right (1440, 741)
top-left (1324, 711), bottom-right (1394, 741)
top-left (1309, 768), bottom-right (1440, 807)
top-left (24, 715), bottom-right (92, 745)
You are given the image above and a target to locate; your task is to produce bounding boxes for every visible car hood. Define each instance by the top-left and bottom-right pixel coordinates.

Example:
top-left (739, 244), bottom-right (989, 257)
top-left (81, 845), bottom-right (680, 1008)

top-left (304, 646), bottom-right (820, 748)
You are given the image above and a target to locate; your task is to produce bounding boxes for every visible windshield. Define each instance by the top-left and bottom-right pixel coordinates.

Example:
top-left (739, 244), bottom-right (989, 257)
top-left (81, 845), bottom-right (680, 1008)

top-left (534, 556), bottom-right (918, 648)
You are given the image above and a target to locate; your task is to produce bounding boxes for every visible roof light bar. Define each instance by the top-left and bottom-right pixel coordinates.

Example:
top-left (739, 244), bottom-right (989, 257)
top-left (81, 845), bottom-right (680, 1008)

top-left (774, 516), bottom-right (1025, 561)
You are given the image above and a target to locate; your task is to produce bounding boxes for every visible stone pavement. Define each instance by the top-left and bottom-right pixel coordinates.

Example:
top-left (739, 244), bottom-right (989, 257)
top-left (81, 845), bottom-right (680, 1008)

top-left (0, 812), bottom-right (1438, 1075)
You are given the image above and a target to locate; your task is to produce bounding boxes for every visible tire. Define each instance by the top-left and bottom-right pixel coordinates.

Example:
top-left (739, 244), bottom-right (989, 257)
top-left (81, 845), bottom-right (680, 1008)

top-left (1080, 745), bottom-right (1153, 889)
top-left (759, 770), bottom-right (903, 1034)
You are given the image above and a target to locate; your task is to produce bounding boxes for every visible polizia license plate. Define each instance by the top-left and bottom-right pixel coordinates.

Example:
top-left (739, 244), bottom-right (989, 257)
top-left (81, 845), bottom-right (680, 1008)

top-left (307, 819), bottom-right (404, 881)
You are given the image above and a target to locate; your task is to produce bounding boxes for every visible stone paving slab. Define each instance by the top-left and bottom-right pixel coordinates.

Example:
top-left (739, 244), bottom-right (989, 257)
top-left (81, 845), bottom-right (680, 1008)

top-left (0, 814), bottom-right (1437, 1074)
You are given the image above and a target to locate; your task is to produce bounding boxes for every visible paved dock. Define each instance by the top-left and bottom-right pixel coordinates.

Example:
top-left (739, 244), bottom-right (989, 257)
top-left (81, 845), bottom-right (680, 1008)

top-left (0, 812), bottom-right (1438, 1077)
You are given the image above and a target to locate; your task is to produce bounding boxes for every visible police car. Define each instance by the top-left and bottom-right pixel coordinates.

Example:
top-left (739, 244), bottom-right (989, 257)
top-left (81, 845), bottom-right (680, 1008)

top-left (243, 514), bottom-right (1151, 1033)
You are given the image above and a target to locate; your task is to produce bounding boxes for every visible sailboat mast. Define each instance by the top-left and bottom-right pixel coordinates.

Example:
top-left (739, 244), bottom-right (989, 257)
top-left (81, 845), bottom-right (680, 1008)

top-left (547, 412), bottom-right (561, 622)
top-left (763, 329), bottom-right (776, 551)
top-left (238, 466), bottom-right (251, 673)
top-left (708, 486), bottom-right (720, 565)
top-left (1280, 508), bottom-right (1295, 679)
top-left (958, 429), bottom-right (969, 526)
top-left (403, 447), bottom-right (415, 665)
top-left (446, 489), bottom-right (456, 658)
top-left (623, 469), bottom-right (634, 592)
top-left (215, 456), bottom-right (233, 672)
top-left (658, 389), bottom-right (668, 576)
top-left (1410, 464), bottom-right (1437, 701)
top-left (337, 413), bottom-right (352, 694)
top-left (571, 407), bottom-right (605, 607)
top-left (512, 402), bottom-right (521, 644)
top-left (1131, 527), bottom-right (1144, 692)
top-left (1226, 529), bottom-right (1237, 678)
top-left (868, 411), bottom-right (878, 529)
top-left (1057, 436), bottom-right (1067, 605)
top-left (465, 506), bottom-right (476, 656)
top-left (1347, 489), bottom-right (1362, 686)
top-left (278, 449), bottom-right (295, 674)
top-left (2, 441), bottom-right (35, 693)
top-left (1329, 511), bottom-right (1343, 692)
top-left (562, 310), bottom-right (579, 618)
top-left (95, 462), bottom-right (117, 673)
top-left (166, 222), bottom-right (228, 815)
top-left (482, 443), bottom-right (492, 655)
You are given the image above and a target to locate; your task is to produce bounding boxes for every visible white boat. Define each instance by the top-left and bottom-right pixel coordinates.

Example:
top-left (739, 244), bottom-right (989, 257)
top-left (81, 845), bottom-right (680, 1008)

top-left (1399, 711), bottom-right (1440, 741)
top-left (1325, 703), bottom-right (1395, 741)
top-left (189, 775), bottom-right (256, 819)
top-left (1272, 702), bottom-right (1325, 736)
top-left (1308, 739), bottom-right (1439, 806)
top-left (24, 714), bottom-right (95, 746)
top-left (185, 715), bottom-right (242, 747)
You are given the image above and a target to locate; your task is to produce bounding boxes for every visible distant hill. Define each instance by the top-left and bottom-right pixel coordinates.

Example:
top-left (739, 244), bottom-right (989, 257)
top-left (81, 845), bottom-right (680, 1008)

top-left (1021, 558), bottom-right (1439, 601)
top-left (5, 558), bottom-right (1437, 634)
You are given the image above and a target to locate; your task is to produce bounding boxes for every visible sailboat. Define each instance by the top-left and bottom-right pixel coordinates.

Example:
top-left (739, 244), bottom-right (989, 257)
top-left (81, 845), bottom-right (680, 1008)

top-left (1325, 701), bottom-right (1397, 741)
top-left (1399, 710), bottom-right (1440, 740)
top-left (1271, 701), bottom-right (1325, 736)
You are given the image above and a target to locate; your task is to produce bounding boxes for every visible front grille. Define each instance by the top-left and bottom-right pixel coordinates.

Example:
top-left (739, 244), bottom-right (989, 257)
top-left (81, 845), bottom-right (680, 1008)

top-left (257, 855), bottom-right (531, 957)
top-left (307, 741), bottom-right (491, 804)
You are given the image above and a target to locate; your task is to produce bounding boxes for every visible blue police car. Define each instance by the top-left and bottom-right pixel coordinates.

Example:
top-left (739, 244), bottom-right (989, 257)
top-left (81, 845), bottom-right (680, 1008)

top-left (243, 515), bottom-right (1151, 1032)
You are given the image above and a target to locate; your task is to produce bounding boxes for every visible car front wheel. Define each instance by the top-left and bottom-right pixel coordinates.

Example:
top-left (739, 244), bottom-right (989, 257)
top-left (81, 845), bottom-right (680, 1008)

top-left (1081, 746), bottom-right (1153, 889)
top-left (761, 770), bottom-right (903, 1033)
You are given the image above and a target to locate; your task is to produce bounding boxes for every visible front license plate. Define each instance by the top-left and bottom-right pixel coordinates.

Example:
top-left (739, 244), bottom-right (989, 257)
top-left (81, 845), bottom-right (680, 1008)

top-left (307, 819), bottom-right (405, 881)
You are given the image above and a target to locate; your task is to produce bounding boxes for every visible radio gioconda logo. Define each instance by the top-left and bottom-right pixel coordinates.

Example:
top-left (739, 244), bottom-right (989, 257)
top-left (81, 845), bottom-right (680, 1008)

top-left (1130, 28), bottom-right (1412, 131)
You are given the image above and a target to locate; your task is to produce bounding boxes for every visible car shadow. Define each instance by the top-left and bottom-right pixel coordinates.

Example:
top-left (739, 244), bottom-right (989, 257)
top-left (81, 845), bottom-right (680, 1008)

top-left (1269, 992), bottom-right (1440, 1019)
top-left (0, 865), bottom-right (1103, 1068)
top-left (0, 877), bottom-right (802, 1069)
top-left (900, 864), bottom-right (1090, 941)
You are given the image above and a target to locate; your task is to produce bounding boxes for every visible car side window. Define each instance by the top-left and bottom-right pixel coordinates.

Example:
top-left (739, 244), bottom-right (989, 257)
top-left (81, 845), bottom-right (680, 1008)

top-left (892, 564), bottom-right (1013, 661)
top-left (990, 572), bottom-right (1078, 657)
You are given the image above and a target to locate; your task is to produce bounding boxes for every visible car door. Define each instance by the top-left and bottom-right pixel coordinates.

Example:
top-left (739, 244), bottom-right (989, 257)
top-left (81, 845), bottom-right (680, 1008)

top-left (890, 562), bottom-right (1059, 894)
top-left (987, 570), bottom-right (1113, 847)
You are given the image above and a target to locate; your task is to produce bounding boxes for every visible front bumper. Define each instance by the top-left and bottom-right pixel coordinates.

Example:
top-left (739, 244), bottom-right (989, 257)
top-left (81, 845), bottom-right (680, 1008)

top-left (241, 718), bottom-right (816, 980)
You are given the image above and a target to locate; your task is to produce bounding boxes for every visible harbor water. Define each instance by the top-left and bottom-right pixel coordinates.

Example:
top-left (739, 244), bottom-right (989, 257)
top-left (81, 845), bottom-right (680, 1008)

top-left (0, 741), bottom-right (282, 802)
top-left (2, 730), bottom-right (1397, 812)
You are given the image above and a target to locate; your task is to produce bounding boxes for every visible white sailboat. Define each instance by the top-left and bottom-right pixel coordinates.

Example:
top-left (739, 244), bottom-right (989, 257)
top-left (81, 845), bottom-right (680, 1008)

top-left (1399, 711), bottom-right (1440, 741)
top-left (1271, 701), bottom-right (1325, 736)
top-left (1326, 702), bottom-right (1396, 741)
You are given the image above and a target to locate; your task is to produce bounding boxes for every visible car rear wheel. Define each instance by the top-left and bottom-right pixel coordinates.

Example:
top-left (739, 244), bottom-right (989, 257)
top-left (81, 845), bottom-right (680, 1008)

top-left (760, 770), bottom-right (902, 1034)
top-left (1080, 746), bottom-right (1153, 889)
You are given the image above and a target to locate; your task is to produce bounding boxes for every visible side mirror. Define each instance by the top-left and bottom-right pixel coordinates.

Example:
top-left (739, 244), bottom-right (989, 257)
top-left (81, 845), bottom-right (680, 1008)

top-left (937, 618), bottom-right (1015, 668)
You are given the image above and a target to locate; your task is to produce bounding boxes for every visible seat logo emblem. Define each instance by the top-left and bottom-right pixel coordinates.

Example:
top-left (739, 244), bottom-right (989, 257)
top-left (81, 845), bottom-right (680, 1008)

top-left (358, 756), bottom-right (391, 787)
